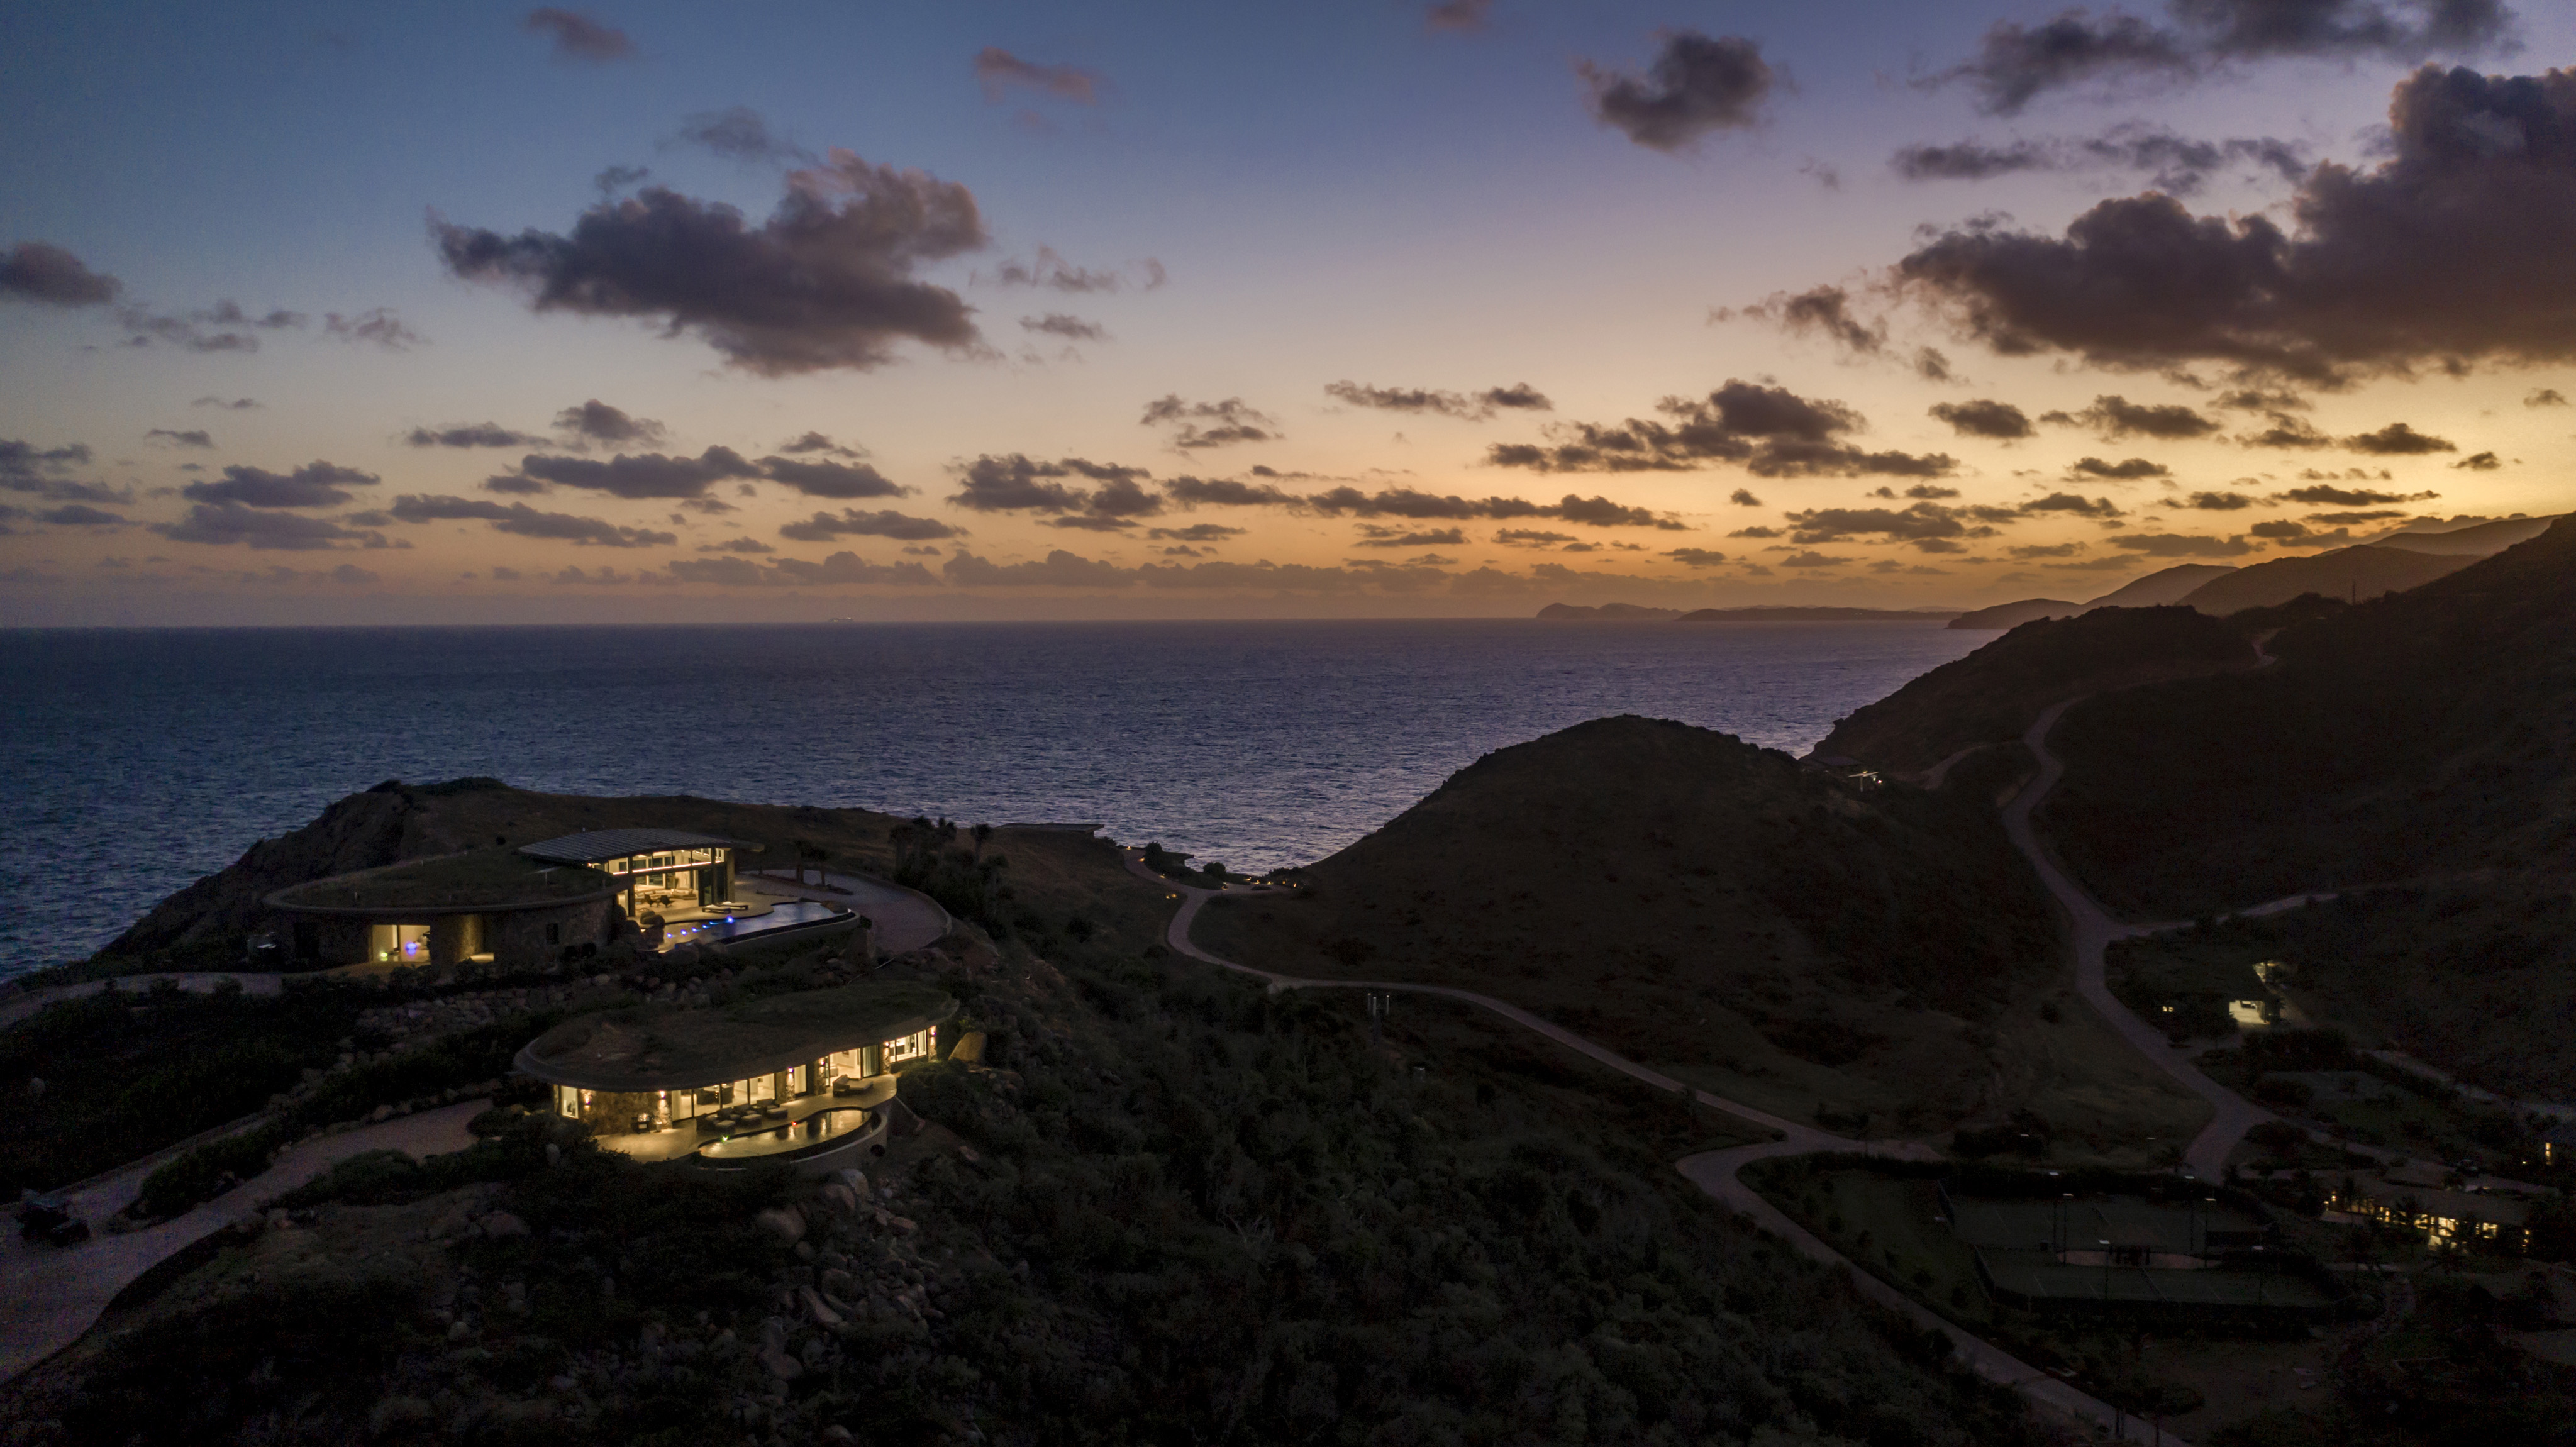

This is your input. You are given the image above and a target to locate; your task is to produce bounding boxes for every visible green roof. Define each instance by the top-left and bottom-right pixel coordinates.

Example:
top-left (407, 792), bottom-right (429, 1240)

top-left (514, 981), bottom-right (958, 1091)
top-left (269, 849), bottom-right (619, 914)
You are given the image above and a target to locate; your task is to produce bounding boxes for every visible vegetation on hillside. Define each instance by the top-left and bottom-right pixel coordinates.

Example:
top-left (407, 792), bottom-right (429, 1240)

top-left (2041, 519), bottom-right (2576, 916)
top-left (1813, 606), bottom-right (2255, 776)
top-left (3, 925), bottom-right (2042, 1447)
top-left (1196, 716), bottom-right (2121, 1139)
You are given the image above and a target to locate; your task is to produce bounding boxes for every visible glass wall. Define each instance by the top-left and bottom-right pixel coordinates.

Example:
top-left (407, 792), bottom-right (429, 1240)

top-left (369, 921), bottom-right (431, 963)
top-left (548, 1026), bottom-right (943, 1133)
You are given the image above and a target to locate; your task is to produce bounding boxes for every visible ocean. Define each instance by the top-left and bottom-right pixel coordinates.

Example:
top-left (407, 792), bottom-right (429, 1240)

top-left (0, 619), bottom-right (1982, 974)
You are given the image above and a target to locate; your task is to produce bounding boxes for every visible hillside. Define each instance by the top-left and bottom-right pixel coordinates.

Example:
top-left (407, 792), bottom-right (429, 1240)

top-left (1813, 606), bottom-right (2257, 777)
top-left (2370, 514), bottom-right (2562, 555)
top-left (1535, 602), bottom-right (1682, 619)
top-left (2042, 517), bottom-right (2576, 916)
top-left (90, 780), bottom-right (1170, 973)
top-left (1198, 717), bottom-right (2206, 1149)
top-left (2174, 544), bottom-right (2473, 614)
top-left (2081, 563), bottom-right (2238, 609)
top-left (1678, 606), bottom-right (1958, 623)
top-left (1948, 565), bottom-right (2238, 631)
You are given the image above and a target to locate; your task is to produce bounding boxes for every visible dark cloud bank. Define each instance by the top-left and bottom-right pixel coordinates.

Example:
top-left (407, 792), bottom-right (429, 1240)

top-left (1489, 380), bottom-right (1956, 479)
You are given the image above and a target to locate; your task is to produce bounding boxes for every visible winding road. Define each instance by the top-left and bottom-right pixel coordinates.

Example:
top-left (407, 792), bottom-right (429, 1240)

top-left (1121, 855), bottom-right (2174, 1444)
top-left (2002, 699), bottom-right (2279, 1180)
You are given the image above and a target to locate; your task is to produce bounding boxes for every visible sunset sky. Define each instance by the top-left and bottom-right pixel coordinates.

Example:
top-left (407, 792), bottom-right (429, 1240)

top-left (3, 1), bottom-right (2570, 623)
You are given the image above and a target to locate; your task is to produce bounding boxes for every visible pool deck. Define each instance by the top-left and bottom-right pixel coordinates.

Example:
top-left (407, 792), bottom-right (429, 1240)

top-left (594, 1075), bottom-right (896, 1163)
top-left (733, 869), bottom-right (951, 953)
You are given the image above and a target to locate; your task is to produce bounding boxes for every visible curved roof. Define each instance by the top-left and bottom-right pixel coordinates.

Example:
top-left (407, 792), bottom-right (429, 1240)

top-left (514, 981), bottom-right (957, 1092)
top-left (520, 828), bottom-right (758, 865)
top-left (267, 850), bottom-right (619, 917)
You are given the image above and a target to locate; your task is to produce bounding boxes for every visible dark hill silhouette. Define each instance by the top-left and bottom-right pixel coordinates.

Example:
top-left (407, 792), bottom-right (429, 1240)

top-left (1534, 602), bottom-right (1681, 619)
top-left (1945, 599), bottom-right (2079, 631)
top-left (2369, 514), bottom-right (2561, 556)
top-left (2082, 563), bottom-right (2239, 609)
top-left (2043, 517), bottom-right (2576, 916)
top-left (1815, 607), bottom-right (2257, 777)
top-left (1947, 565), bottom-right (2237, 631)
top-left (1197, 716), bottom-right (2071, 1129)
top-left (2174, 544), bottom-right (2474, 614)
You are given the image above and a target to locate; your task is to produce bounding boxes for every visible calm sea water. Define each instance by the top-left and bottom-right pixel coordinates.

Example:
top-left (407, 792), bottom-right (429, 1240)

top-left (0, 620), bottom-right (1982, 973)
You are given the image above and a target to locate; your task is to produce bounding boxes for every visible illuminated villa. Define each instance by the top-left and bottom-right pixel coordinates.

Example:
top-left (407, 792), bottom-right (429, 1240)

top-left (260, 826), bottom-right (855, 968)
top-left (513, 981), bottom-right (957, 1170)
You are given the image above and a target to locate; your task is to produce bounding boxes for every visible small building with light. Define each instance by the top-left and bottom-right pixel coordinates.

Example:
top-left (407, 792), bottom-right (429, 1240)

top-left (263, 849), bottom-right (622, 969)
top-left (2329, 1172), bottom-right (2529, 1254)
top-left (513, 980), bottom-right (957, 1171)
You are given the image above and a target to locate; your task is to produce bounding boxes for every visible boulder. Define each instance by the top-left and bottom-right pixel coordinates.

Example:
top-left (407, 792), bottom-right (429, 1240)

top-left (820, 1182), bottom-right (857, 1214)
top-left (758, 1346), bottom-right (804, 1382)
top-left (480, 1211), bottom-right (530, 1238)
top-left (754, 1206), bottom-right (807, 1245)
top-left (802, 1287), bottom-right (844, 1327)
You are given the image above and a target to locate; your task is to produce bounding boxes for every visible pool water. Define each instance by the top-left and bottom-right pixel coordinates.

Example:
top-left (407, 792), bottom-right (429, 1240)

top-left (698, 1106), bottom-right (874, 1160)
top-left (664, 899), bottom-right (850, 949)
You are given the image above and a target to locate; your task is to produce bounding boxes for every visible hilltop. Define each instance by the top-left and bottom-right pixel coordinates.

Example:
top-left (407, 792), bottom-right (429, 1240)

top-left (1947, 564), bottom-right (2239, 630)
top-left (2172, 543), bottom-right (2474, 614)
top-left (2369, 513), bottom-right (2561, 555)
top-left (1813, 606), bottom-right (2257, 777)
top-left (1198, 717), bottom-right (2206, 1148)
top-left (1676, 606), bottom-right (1958, 623)
top-left (1533, 602), bottom-right (1682, 620)
top-left (2041, 516), bottom-right (2576, 916)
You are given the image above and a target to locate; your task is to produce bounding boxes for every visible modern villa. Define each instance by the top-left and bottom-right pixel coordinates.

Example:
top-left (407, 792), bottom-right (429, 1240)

top-left (513, 980), bottom-right (957, 1171)
top-left (261, 826), bottom-right (855, 968)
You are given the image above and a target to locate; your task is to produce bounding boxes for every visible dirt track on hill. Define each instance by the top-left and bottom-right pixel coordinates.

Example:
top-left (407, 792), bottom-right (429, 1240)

top-left (1124, 854), bottom-right (2175, 1444)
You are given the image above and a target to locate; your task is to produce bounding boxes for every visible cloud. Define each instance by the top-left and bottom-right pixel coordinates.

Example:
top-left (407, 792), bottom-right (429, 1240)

top-left (665, 107), bottom-right (813, 166)
top-left (1147, 523), bottom-right (1244, 543)
top-left (2070, 455), bottom-right (2172, 480)
top-left (777, 508), bottom-right (958, 543)
top-left (2527, 387), bottom-right (2568, 407)
top-left (1492, 379), bottom-right (1955, 478)
top-left (323, 308), bottom-right (423, 350)
top-left (191, 396), bottom-right (259, 410)
top-left (1141, 394), bottom-right (1278, 449)
top-left (1894, 126), bottom-right (2307, 196)
top-left (116, 299), bottom-right (304, 353)
top-left (1899, 64), bottom-right (2576, 382)
top-left (41, 504), bottom-right (126, 526)
top-left (2341, 421), bottom-right (2455, 453)
top-left (1726, 286), bottom-right (1885, 355)
top-left (1021, 313), bottom-right (1106, 341)
top-left (2248, 519), bottom-right (2358, 548)
top-left (974, 48), bottom-right (1105, 104)
top-left (0, 440), bottom-right (128, 504)
top-left (2043, 394), bottom-right (2221, 439)
top-left (776, 431), bottom-right (861, 457)
top-left (153, 501), bottom-right (391, 550)
top-left (1667, 546), bottom-right (1730, 567)
top-left (434, 150), bottom-right (987, 375)
top-left (523, 8), bottom-right (633, 62)
top-left (2277, 482), bottom-right (2440, 504)
top-left (942, 548), bottom-right (1131, 589)
top-left (663, 551), bottom-right (940, 587)
top-left (1163, 475), bottom-right (1684, 529)
top-left (1929, 398), bottom-right (2035, 438)
top-left (2238, 411), bottom-right (2333, 448)
top-left (184, 461), bottom-right (380, 509)
top-left (1778, 550), bottom-right (1853, 569)
top-left (506, 446), bottom-right (757, 499)
top-left (146, 428), bottom-right (214, 448)
top-left (1580, 31), bottom-right (1775, 151)
top-left (2451, 450), bottom-right (2501, 469)
top-left (1325, 380), bottom-right (1555, 420)
top-left (2166, 489), bottom-right (2260, 509)
top-left (1729, 488), bottom-right (1763, 506)
top-left (701, 536), bottom-right (773, 553)
top-left (1493, 528), bottom-right (1576, 547)
top-left (554, 399), bottom-right (665, 446)
top-left (0, 241), bottom-right (121, 306)
top-left (594, 165), bottom-right (649, 196)
top-left (1426, 0), bottom-right (1493, 31)
top-left (1931, 0), bottom-right (2513, 114)
top-left (1352, 526), bottom-right (1470, 548)
top-left (948, 455), bottom-right (1152, 519)
top-left (1782, 501), bottom-right (2004, 550)
top-left (406, 423), bottom-right (542, 448)
top-left (387, 494), bottom-right (676, 547)
top-left (2111, 531), bottom-right (2258, 556)
top-left (988, 245), bottom-right (1161, 293)
top-left (2019, 491), bottom-right (2127, 517)
top-left (758, 456), bottom-right (907, 499)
